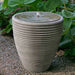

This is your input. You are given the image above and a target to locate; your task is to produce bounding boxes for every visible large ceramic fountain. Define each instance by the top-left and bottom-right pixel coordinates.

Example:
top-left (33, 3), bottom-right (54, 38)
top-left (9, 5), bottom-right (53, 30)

top-left (12, 12), bottom-right (63, 73)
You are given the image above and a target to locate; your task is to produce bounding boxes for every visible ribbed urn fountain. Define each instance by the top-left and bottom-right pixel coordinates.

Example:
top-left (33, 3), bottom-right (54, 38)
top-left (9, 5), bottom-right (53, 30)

top-left (12, 12), bottom-right (63, 73)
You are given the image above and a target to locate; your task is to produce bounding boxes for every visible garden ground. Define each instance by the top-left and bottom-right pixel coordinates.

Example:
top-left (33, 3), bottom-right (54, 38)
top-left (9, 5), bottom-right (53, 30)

top-left (0, 31), bottom-right (75, 75)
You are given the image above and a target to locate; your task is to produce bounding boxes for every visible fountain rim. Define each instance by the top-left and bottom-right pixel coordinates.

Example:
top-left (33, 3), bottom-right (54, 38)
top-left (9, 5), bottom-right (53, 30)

top-left (12, 12), bottom-right (63, 25)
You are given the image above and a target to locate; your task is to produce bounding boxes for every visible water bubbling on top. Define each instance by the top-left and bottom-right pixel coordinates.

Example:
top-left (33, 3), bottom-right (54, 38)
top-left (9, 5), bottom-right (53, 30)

top-left (15, 12), bottom-right (61, 23)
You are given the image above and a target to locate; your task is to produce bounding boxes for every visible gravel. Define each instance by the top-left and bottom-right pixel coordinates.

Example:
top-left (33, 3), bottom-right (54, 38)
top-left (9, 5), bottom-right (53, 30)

top-left (0, 33), bottom-right (75, 75)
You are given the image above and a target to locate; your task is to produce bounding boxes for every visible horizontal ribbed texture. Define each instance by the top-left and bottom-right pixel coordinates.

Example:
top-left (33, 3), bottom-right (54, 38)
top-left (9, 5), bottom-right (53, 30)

top-left (12, 12), bottom-right (63, 73)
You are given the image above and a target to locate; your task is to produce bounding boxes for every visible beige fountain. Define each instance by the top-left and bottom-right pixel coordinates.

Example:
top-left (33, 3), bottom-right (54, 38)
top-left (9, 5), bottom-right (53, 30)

top-left (12, 12), bottom-right (63, 73)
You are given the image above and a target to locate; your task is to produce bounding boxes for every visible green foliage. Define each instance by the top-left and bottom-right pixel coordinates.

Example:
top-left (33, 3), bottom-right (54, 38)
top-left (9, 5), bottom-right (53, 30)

top-left (0, 24), bottom-right (12, 33)
top-left (0, 4), bottom-right (4, 11)
top-left (44, 0), bottom-right (75, 56)
top-left (61, 0), bottom-right (68, 4)
top-left (27, 0), bottom-right (45, 11)
top-left (71, 47), bottom-right (75, 56)
top-left (68, 4), bottom-right (75, 9)
top-left (63, 18), bottom-right (72, 35)
top-left (2, 0), bottom-right (36, 7)
top-left (59, 35), bottom-right (72, 49)
top-left (44, 0), bottom-right (62, 11)
top-left (0, 0), bottom-right (75, 56)
top-left (64, 47), bottom-right (75, 56)
top-left (8, 0), bottom-right (36, 7)
top-left (62, 10), bottom-right (75, 19)
top-left (2, 0), bottom-right (8, 8)
top-left (4, 7), bottom-right (16, 15)
top-left (0, 0), bottom-right (36, 34)
top-left (58, 10), bottom-right (75, 56)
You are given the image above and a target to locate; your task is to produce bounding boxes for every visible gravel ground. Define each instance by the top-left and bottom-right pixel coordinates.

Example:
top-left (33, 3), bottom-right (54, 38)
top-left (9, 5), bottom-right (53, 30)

top-left (0, 33), bottom-right (75, 75)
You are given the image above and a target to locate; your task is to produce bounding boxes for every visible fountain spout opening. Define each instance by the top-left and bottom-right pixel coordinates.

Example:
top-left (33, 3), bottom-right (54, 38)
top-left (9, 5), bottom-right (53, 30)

top-left (36, 12), bottom-right (40, 17)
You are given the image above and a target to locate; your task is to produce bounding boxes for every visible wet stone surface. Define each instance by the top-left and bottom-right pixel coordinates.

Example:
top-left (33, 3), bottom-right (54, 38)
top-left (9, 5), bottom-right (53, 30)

top-left (0, 33), bottom-right (75, 75)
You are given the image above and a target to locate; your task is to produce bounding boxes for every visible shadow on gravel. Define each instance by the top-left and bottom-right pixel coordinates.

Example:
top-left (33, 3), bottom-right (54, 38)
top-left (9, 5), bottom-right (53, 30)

top-left (47, 56), bottom-right (75, 72)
